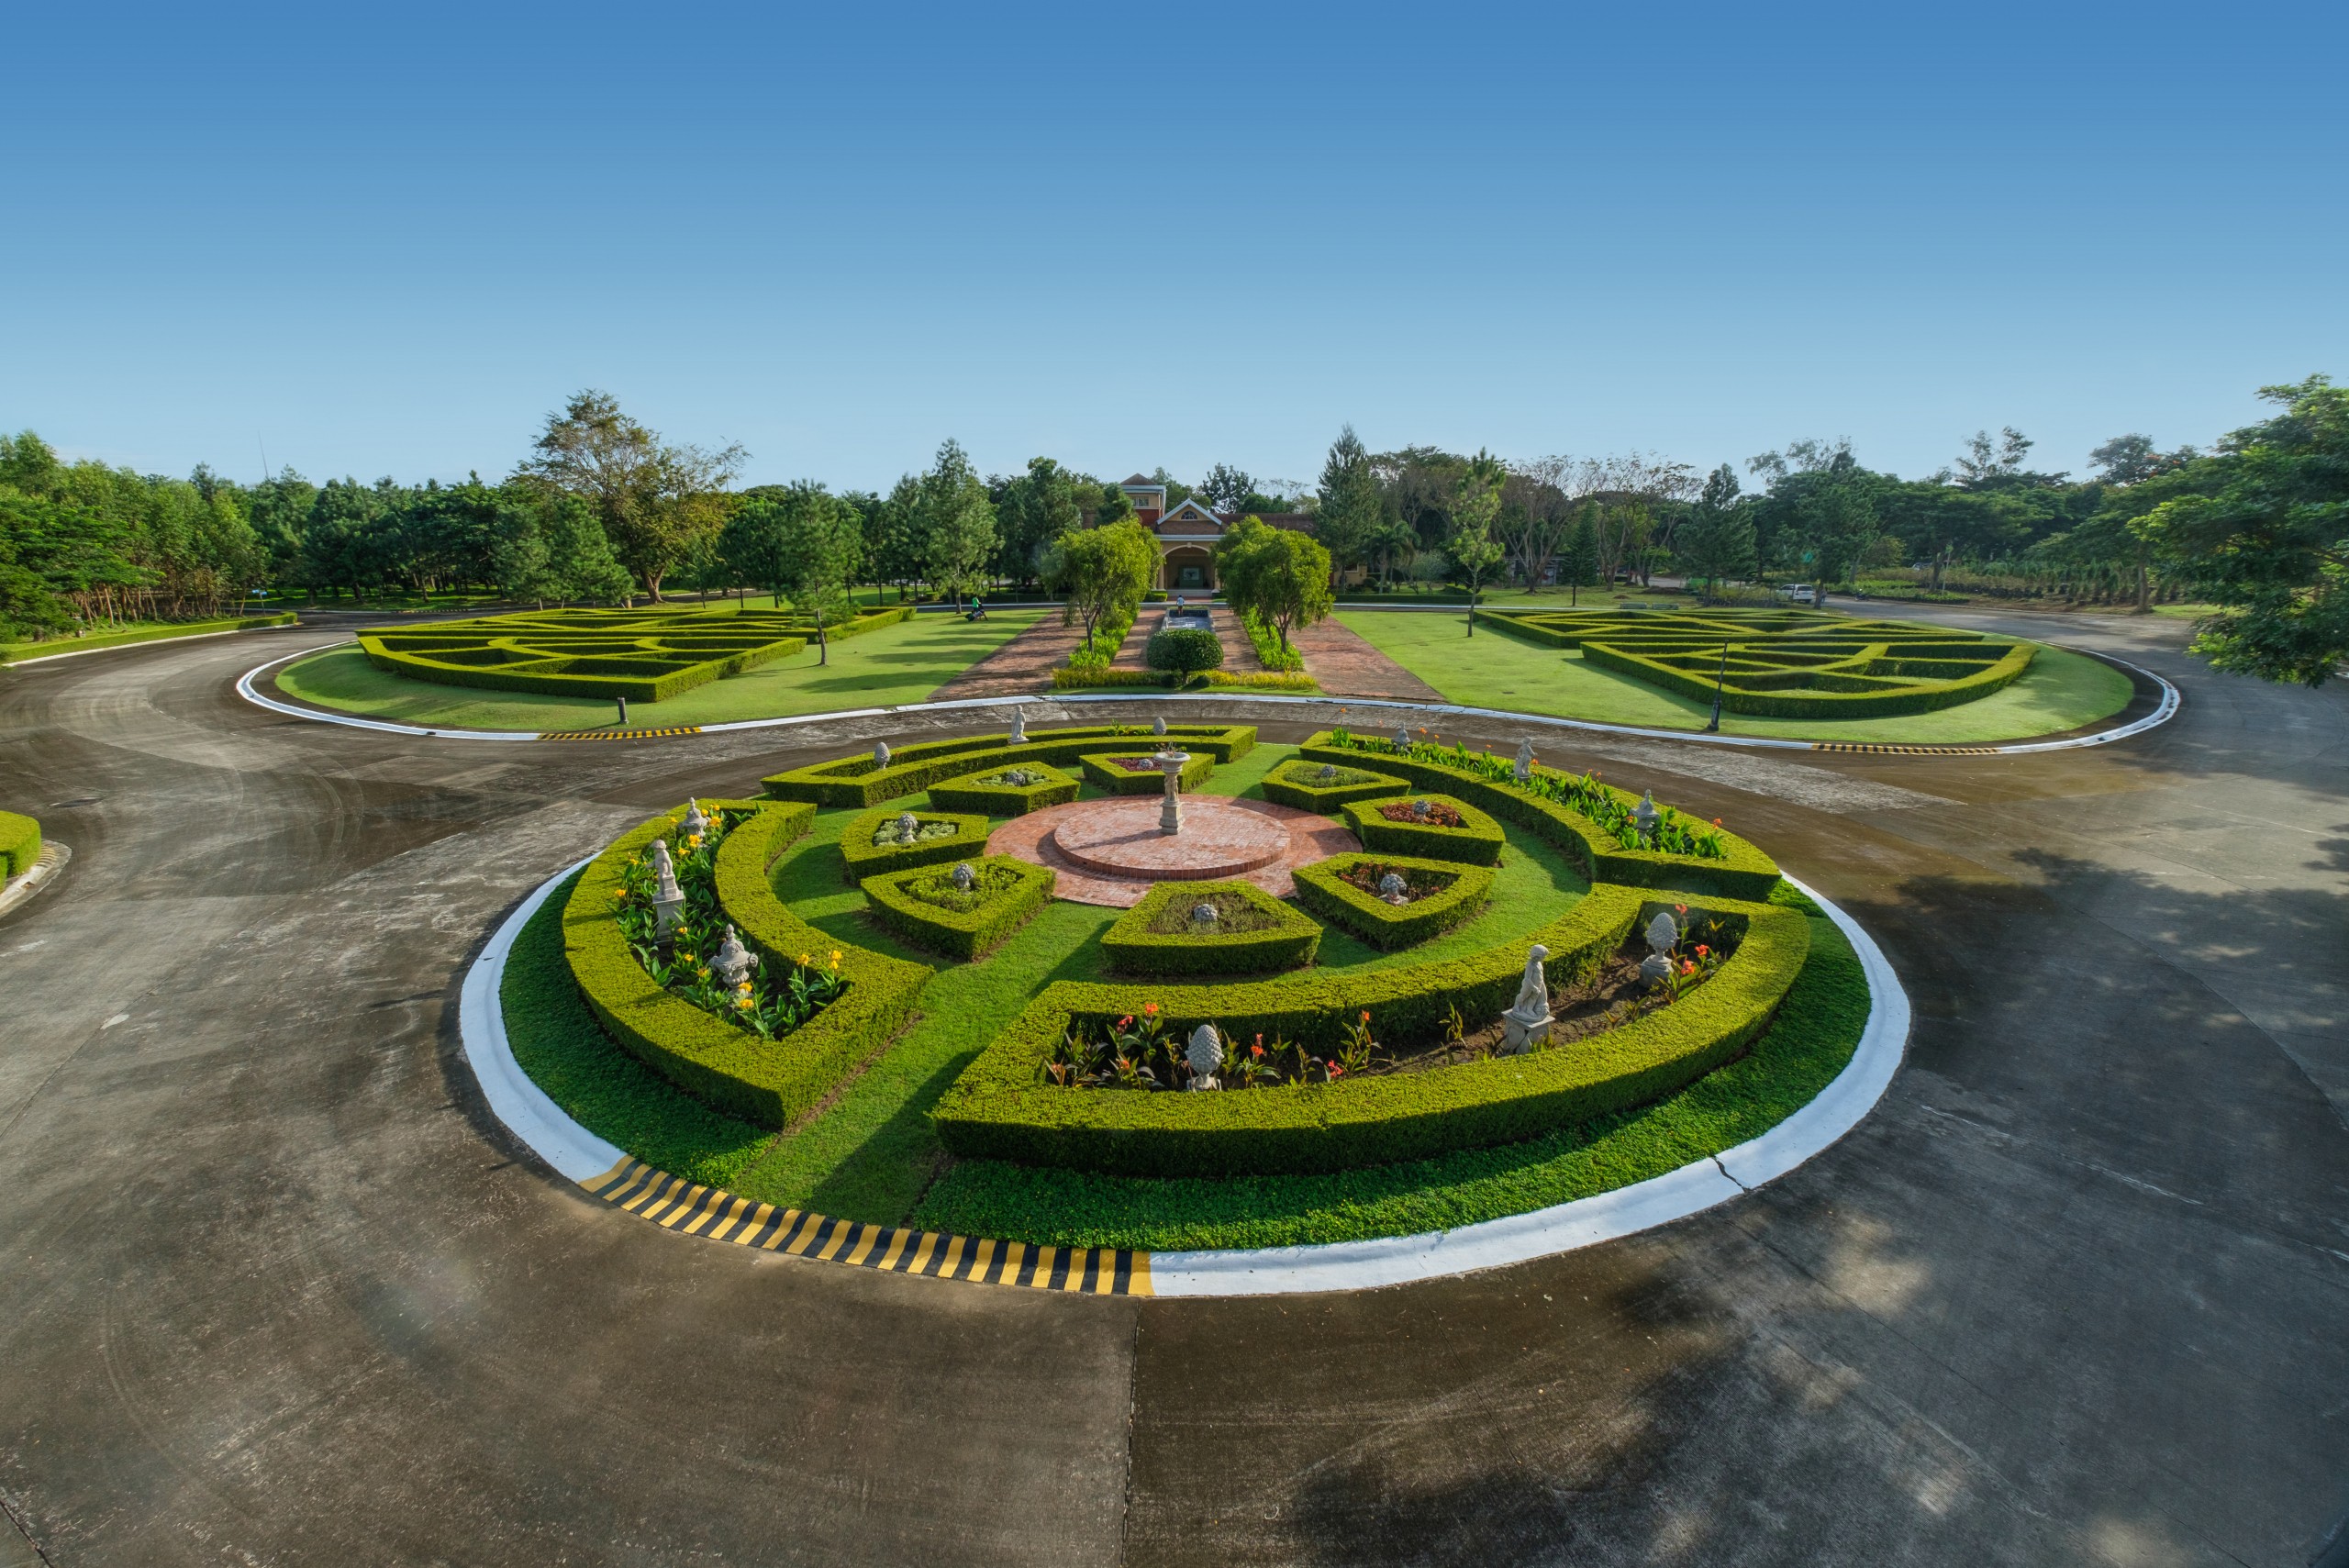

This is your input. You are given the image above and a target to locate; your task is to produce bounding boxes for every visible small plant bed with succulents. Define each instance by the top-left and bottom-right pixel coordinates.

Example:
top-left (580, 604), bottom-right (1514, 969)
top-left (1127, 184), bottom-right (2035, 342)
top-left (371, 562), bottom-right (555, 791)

top-left (927, 762), bottom-right (1079, 816)
top-left (1078, 751), bottom-right (1218, 795)
top-left (501, 736), bottom-right (1878, 1260)
top-left (1341, 793), bottom-right (1507, 865)
top-left (1259, 759), bottom-right (1410, 812)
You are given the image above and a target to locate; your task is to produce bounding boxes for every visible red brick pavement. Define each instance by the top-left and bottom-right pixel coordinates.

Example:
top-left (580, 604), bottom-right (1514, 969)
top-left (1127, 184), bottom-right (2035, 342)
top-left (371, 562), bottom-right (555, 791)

top-left (1290, 615), bottom-right (1446, 701)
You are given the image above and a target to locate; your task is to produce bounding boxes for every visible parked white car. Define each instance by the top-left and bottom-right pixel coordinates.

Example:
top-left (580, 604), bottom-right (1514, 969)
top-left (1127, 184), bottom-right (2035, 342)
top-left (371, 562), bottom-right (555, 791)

top-left (1775, 583), bottom-right (1813, 601)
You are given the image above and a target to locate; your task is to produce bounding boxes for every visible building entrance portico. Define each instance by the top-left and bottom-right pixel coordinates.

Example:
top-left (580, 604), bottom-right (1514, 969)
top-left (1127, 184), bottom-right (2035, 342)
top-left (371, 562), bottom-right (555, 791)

top-left (1163, 546), bottom-right (1214, 592)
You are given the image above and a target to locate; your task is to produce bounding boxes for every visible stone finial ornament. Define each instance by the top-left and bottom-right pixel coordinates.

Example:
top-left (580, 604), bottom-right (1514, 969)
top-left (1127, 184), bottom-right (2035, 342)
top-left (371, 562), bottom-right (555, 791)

top-left (681, 798), bottom-right (708, 840)
top-left (1641, 909), bottom-right (1681, 988)
top-left (1190, 902), bottom-right (1218, 926)
top-left (1008, 706), bottom-right (1027, 743)
top-left (1153, 715), bottom-right (1169, 737)
top-left (1186, 1024), bottom-right (1222, 1090)
top-left (1633, 790), bottom-right (1659, 840)
top-left (1514, 738), bottom-right (1534, 784)
top-left (895, 812), bottom-right (919, 844)
top-left (952, 862), bottom-right (976, 892)
top-left (1316, 762), bottom-right (1337, 783)
top-left (711, 925), bottom-right (755, 989)
top-left (1500, 943), bottom-right (1553, 1054)
top-left (1410, 797), bottom-right (1433, 821)
top-left (874, 740), bottom-right (892, 768)
top-left (650, 839), bottom-right (685, 937)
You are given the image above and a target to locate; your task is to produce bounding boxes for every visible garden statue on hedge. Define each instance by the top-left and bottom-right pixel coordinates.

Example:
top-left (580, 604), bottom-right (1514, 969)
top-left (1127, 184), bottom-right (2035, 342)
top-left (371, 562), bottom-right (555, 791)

top-left (1409, 797), bottom-right (1433, 822)
top-left (1640, 909), bottom-right (1680, 988)
top-left (1008, 706), bottom-right (1027, 743)
top-left (649, 840), bottom-right (685, 938)
top-left (1633, 790), bottom-right (1659, 843)
top-left (681, 798), bottom-right (708, 841)
top-left (895, 812), bottom-right (919, 844)
top-left (1393, 724), bottom-right (1411, 752)
top-left (874, 740), bottom-right (891, 768)
top-left (1153, 715), bottom-right (1168, 737)
top-left (1514, 738), bottom-right (1534, 784)
top-left (1377, 871), bottom-right (1409, 905)
top-left (952, 862), bottom-right (975, 893)
top-left (1185, 1024), bottom-right (1222, 1090)
top-left (1500, 944), bottom-right (1553, 1053)
top-left (711, 925), bottom-right (755, 990)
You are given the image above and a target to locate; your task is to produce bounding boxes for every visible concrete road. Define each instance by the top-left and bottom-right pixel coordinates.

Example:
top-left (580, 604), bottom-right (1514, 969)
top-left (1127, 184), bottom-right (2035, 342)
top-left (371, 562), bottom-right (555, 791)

top-left (0, 621), bottom-right (2343, 1567)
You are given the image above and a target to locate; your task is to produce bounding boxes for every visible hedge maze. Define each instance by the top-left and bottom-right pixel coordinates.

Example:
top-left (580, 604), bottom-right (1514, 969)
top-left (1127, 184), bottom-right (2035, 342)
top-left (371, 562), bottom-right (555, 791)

top-left (359, 604), bottom-right (914, 702)
top-left (1478, 606), bottom-right (2037, 719)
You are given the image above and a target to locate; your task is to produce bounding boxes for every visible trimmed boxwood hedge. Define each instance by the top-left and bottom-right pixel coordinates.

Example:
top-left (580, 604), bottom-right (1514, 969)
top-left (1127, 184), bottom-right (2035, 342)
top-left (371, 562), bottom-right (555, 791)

top-left (862, 855), bottom-right (1057, 960)
top-left (1098, 881), bottom-right (1324, 975)
top-left (561, 800), bottom-right (931, 1128)
top-left (761, 724), bottom-right (1257, 807)
top-left (839, 807), bottom-right (992, 884)
top-left (1291, 853), bottom-right (1494, 950)
top-left (925, 761), bottom-right (1081, 816)
top-left (1078, 750), bottom-right (1217, 795)
top-left (931, 887), bottom-right (1808, 1177)
top-left (1297, 734), bottom-right (1780, 901)
top-left (1259, 760), bottom-right (1409, 812)
top-left (1342, 793), bottom-right (1506, 865)
top-left (0, 810), bottom-right (39, 878)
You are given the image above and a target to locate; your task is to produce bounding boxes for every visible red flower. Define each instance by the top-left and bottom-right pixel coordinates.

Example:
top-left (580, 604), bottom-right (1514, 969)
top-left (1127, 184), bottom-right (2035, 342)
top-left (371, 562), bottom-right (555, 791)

top-left (1328, 1062), bottom-right (1345, 1078)
top-left (1143, 1002), bottom-right (1159, 1016)
top-left (1358, 1009), bottom-right (1370, 1023)
top-left (1117, 1015), bottom-right (1133, 1030)
top-left (1712, 817), bottom-right (1723, 827)
top-left (1695, 944), bottom-right (1710, 957)
top-left (1251, 1043), bottom-right (1264, 1059)
top-left (1674, 903), bottom-right (1687, 914)
top-left (1681, 960), bottom-right (1697, 975)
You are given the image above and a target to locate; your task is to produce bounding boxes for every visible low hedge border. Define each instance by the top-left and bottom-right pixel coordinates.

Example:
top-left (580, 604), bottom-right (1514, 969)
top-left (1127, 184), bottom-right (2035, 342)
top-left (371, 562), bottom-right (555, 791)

top-left (839, 807), bottom-right (993, 884)
top-left (1578, 638), bottom-right (2036, 719)
top-left (1342, 793), bottom-right (1506, 865)
top-left (932, 887), bottom-right (1808, 1177)
top-left (361, 632), bottom-right (808, 703)
top-left (1052, 669), bottom-right (1322, 693)
top-left (0, 811), bottom-right (39, 878)
top-left (1258, 761), bottom-right (1410, 812)
top-left (1, 611), bottom-right (298, 663)
top-left (1298, 734), bottom-right (1780, 901)
top-left (1098, 881), bottom-right (1324, 975)
top-left (1078, 751), bottom-right (1217, 795)
top-left (1291, 854), bottom-right (1495, 950)
top-left (861, 856), bottom-right (1057, 960)
top-left (763, 724), bottom-right (1258, 807)
top-left (925, 762), bottom-right (1081, 816)
top-left (561, 800), bottom-right (931, 1128)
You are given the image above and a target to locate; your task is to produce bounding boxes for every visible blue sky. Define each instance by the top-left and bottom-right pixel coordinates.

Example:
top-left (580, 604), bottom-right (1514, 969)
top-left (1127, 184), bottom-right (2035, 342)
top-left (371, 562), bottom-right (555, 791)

top-left (6, 2), bottom-right (2343, 493)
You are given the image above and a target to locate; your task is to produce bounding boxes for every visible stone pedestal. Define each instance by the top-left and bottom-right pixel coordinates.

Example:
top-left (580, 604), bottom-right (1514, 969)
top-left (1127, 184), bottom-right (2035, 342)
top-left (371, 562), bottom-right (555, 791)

top-left (1154, 751), bottom-right (1192, 835)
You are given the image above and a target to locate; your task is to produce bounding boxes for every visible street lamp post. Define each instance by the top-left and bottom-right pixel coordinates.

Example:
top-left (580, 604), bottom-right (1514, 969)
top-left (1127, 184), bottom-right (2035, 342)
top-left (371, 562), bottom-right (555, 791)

top-left (1703, 642), bottom-right (1728, 733)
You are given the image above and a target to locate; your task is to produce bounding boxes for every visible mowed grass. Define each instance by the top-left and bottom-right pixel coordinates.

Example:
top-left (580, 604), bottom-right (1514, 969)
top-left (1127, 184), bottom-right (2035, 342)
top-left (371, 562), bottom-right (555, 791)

top-left (275, 607), bottom-right (1043, 731)
top-left (1337, 609), bottom-right (2136, 743)
top-left (496, 746), bottom-right (1861, 1251)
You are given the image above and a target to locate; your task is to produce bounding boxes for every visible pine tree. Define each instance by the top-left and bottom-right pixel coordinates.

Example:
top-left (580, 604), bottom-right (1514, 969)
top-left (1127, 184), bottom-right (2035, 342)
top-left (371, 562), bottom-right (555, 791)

top-left (1559, 506), bottom-right (1600, 606)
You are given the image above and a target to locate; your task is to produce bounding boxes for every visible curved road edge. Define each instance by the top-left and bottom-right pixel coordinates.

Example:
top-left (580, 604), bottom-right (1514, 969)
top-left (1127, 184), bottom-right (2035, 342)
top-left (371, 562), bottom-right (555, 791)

top-left (457, 859), bottom-right (1909, 1296)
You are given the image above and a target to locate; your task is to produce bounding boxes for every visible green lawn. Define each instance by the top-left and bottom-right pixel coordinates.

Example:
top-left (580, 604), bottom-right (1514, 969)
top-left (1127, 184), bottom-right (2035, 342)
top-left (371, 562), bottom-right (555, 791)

top-left (502, 745), bottom-right (1864, 1251)
top-left (1, 613), bottom-right (297, 663)
top-left (276, 609), bottom-right (1042, 730)
top-left (1337, 609), bottom-right (2136, 743)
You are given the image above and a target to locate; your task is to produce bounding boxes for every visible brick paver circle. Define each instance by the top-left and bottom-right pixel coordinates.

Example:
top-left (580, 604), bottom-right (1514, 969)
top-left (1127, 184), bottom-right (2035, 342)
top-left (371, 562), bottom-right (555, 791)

top-left (988, 796), bottom-right (1362, 907)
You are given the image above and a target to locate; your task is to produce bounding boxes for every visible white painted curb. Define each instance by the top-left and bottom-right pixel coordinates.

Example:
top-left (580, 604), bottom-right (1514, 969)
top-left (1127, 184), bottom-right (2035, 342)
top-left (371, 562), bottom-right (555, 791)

top-left (456, 857), bottom-right (1907, 1294)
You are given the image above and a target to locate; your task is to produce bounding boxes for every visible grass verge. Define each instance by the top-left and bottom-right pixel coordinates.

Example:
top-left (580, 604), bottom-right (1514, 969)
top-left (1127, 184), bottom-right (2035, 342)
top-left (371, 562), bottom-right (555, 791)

top-left (1, 613), bottom-right (296, 662)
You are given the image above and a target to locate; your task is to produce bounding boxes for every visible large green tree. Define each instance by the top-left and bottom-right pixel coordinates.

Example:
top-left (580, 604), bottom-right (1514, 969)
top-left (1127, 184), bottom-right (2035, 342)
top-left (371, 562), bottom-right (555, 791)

top-left (898, 439), bottom-right (998, 601)
top-left (1312, 426), bottom-right (1382, 582)
top-left (1043, 518), bottom-right (1159, 655)
top-left (721, 482), bottom-right (864, 660)
top-left (1444, 459), bottom-right (1507, 632)
top-left (1679, 465), bottom-right (1758, 599)
top-left (1557, 505), bottom-right (1600, 606)
top-left (522, 390), bottom-right (742, 602)
top-left (1218, 516), bottom-right (1334, 653)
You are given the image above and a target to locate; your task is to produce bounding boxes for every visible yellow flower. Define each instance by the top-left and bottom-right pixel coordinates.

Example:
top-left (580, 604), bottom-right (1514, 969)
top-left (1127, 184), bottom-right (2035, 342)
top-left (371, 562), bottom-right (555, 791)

top-left (829, 949), bottom-right (842, 969)
top-left (687, 833), bottom-right (703, 848)
top-left (798, 952), bottom-right (812, 966)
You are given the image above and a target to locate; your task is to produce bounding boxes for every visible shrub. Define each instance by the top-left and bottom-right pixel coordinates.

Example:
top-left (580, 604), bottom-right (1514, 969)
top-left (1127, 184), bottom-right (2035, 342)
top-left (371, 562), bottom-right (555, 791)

top-left (1052, 668), bottom-right (1320, 693)
top-left (562, 800), bottom-right (930, 1128)
top-left (930, 888), bottom-right (1809, 1176)
top-left (1145, 626), bottom-right (1224, 673)
top-left (1342, 793), bottom-right (1507, 865)
top-left (926, 762), bottom-right (1081, 816)
top-left (862, 856), bottom-right (1056, 960)
top-left (1290, 853), bottom-right (1494, 950)
top-left (1098, 881), bottom-right (1324, 975)
top-left (1078, 751), bottom-right (1217, 795)
top-left (763, 724), bottom-right (1257, 807)
top-left (1237, 608), bottom-right (1305, 672)
top-left (838, 807), bottom-right (992, 884)
top-left (0, 811), bottom-right (39, 877)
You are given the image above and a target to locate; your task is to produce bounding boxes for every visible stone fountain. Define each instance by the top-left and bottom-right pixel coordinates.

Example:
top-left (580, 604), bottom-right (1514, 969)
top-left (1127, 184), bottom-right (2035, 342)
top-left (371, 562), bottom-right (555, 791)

top-left (1153, 749), bottom-right (1192, 835)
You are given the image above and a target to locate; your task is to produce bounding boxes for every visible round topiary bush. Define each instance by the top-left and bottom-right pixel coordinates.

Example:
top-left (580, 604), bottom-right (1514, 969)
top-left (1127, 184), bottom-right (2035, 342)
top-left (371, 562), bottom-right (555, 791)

top-left (1146, 626), bottom-right (1224, 673)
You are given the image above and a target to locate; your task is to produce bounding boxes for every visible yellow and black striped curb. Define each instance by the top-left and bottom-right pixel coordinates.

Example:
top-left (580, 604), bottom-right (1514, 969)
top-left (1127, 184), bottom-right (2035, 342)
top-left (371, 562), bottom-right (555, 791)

top-left (539, 726), bottom-right (704, 741)
top-left (1809, 742), bottom-right (2001, 755)
top-left (583, 1159), bottom-right (1152, 1295)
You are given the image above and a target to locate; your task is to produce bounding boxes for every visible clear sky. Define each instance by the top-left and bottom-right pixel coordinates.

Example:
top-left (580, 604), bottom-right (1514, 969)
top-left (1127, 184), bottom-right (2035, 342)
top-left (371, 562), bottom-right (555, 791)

top-left (6, 2), bottom-right (2343, 493)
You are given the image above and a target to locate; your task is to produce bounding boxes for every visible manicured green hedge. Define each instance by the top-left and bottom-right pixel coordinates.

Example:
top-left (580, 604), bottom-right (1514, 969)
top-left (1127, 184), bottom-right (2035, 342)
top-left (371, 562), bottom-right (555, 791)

top-left (1098, 881), bottom-right (1323, 975)
top-left (925, 761), bottom-right (1081, 816)
top-left (1258, 760), bottom-right (1409, 812)
top-left (861, 856), bottom-right (1057, 960)
top-left (1291, 854), bottom-right (1495, 950)
top-left (0, 611), bottom-right (298, 663)
top-left (1297, 734), bottom-right (1781, 901)
top-left (1146, 626), bottom-right (1223, 673)
top-left (1577, 638), bottom-right (2036, 718)
top-left (561, 800), bottom-right (931, 1128)
top-left (1052, 669), bottom-right (1321, 693)
top-left (1342, 793), bottom-right (1506, 865)
top-left (762, 724), bottom-right (1257, 807)
top-left (1078, 750), bottom-right (1217, 795)
top-left (932, 888), bottom-right (1808, 1176)
top-left (838, 807), bottom-right (992, 884)
top-left (0, 811), bottom-right (39, 878)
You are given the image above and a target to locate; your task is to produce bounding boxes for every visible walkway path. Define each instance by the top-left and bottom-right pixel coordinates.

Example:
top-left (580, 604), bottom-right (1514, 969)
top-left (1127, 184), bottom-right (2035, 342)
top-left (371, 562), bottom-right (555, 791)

top-left (1290, 612), bottom-right (1445, 700)
top-left (928, 612), bottom-right (1087, 699)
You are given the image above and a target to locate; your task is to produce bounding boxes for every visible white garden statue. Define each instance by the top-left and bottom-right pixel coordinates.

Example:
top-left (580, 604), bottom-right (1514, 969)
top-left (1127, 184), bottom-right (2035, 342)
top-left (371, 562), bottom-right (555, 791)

top-left (1641, 909), bottom-right (1681, 988)
top-left (1008, 706), bottom-right (1027, 743)
top-left (1514, 738), bottom-right (1535, 784)
top-left (874, 740), bottom-right (892, 768)
top-left (681, 798), bottom-right (708, 840)
top-left (649, 839), bottom-right (685, 937)
top-left (1500, 944), bottom-right (1553, 1054)
top-left (1186, 1024), bottom-right (1223, 1090)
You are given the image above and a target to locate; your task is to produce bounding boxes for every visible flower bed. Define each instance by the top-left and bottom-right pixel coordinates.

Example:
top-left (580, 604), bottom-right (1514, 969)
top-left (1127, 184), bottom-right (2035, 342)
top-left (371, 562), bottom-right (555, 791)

top-left (1341, 793), bottom-right (1506, 865)
top-left (1303, 731), bottom-right (1779, 901)
top-left (562, 800), bottom-right (932, 1128)
top-left (1290, 852), bottom-right (1495, 950)
top-left (1258, 759), bottom-right (1409, 812)
top-left (1076, 750), bottom-right (1218, 795)
top-left (837, 807), bottom-right (991, 884)
top-left (861, 856), bottom-right (1057, 960)
top-left (925, 762), bottom-right (1080, 816)
top-left (763, 724), bottom-right (1256, 808)
top-left (1097, 881), bottom-right (1324, 976)
top-left (930, 886), bottom-right (1809, 1177)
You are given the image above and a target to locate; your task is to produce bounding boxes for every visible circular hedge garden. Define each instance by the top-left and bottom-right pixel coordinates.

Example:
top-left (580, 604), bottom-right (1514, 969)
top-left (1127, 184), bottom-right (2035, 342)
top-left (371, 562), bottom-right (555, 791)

top-left (500, 719), bottom-right (1872, 1252)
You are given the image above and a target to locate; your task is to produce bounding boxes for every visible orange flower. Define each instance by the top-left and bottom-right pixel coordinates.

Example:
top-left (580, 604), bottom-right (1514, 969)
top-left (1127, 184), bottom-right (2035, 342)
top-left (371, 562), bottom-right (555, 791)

top-left (1117, 1015), bottom-right (1133, 1030)
top-left (1143, 1002), bottom-right (1159, 1016)
top-left (1358, 1009), bottom-right (1370, 1023)
top-left (1328, 1062), bottom-right (1345, 1079)
top-left (1712, 817), bottom-right (1723, 827)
